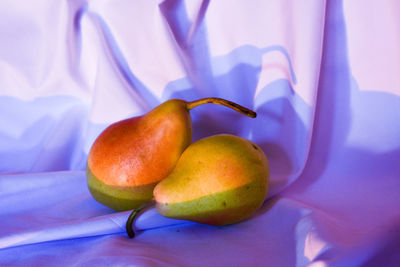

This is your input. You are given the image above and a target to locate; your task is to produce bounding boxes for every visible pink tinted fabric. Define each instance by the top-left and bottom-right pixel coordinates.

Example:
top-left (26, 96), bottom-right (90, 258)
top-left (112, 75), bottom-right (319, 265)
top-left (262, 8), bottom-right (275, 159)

top-left (1, 0), bottom-right (399, 266)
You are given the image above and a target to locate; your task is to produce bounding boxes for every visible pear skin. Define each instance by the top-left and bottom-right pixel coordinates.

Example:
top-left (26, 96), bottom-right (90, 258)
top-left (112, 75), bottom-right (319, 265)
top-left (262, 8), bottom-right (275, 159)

top-left (87, 99), bottom-right (256, 211)
top-left (87, 99), bottom-right (192, 211)
top-left (153, 134), bottom-right (269, 226)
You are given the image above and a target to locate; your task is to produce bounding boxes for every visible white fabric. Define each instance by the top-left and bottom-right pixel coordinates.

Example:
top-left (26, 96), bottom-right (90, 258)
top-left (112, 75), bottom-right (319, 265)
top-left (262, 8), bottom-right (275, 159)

top-left (1, 0), bottom-right (399, 266)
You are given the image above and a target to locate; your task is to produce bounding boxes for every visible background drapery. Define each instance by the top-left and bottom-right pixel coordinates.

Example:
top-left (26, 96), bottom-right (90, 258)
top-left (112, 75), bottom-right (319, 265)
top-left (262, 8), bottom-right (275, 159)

top-left (1, 0), bottom-right (399, 266)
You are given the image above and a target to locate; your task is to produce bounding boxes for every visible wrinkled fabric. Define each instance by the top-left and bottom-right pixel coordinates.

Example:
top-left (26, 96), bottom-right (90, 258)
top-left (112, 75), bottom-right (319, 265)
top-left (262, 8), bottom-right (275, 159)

top-left (1, 0), bottom-right (399, 266)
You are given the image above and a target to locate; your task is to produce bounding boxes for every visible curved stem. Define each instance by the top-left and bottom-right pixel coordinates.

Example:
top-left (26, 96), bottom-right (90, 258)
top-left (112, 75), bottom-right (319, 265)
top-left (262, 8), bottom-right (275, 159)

top-left (126, 201), bottom-right (154, 238)
top-left (186, 98), bottom-right (257, 118)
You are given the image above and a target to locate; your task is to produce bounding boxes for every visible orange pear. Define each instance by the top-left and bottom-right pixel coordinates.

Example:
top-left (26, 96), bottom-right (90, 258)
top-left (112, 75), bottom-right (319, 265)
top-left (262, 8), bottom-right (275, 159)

top-left (87, 98), bottom-right (256, 211)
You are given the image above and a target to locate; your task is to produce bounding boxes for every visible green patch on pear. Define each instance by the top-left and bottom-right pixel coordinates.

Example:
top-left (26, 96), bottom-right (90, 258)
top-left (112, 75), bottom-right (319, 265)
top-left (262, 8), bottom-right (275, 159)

top-left (87, 166), bottom-right (156, 211)
top-left (156, 178), bottom-right (266, 225)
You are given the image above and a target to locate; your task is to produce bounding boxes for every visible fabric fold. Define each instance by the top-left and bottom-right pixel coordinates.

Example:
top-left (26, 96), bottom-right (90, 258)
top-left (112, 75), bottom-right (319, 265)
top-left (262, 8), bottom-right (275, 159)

top-left (0, 207), bottom-right (188, 250)
top-left (1, 0), bottom-right (400, 265)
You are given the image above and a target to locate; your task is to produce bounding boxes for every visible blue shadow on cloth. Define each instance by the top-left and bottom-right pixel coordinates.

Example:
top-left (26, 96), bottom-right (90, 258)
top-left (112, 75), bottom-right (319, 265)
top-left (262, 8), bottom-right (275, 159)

top-left (284, 0), bottom-right (400, 193)
top-left (282, 0), bottom-right (400, 263)
top-left (66, 0), bottom-right (87, 78)
top-left (0, 95), bottom-right (88, 173)
top-left (160, 0), bottom-right (215, 97)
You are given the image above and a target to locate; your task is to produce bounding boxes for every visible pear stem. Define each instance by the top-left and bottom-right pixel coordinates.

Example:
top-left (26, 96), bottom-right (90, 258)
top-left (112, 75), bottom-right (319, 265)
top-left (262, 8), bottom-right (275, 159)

top-left (186, 98), bottom-right (257, 118)
top-left (126, 201), bottom-right (154, 238)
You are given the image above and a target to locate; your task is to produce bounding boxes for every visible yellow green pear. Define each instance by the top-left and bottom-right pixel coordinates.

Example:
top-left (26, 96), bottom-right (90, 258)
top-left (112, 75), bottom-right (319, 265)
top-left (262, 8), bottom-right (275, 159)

top-left (87, 98), bottom-right (256, 211)
top-left (153, 134), bottom-right (270, 226)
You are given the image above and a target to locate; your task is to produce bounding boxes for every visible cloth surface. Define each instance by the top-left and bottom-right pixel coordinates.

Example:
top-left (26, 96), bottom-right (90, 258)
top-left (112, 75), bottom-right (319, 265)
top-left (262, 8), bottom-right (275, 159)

top-left (1, 0), bottom-right (400, 266)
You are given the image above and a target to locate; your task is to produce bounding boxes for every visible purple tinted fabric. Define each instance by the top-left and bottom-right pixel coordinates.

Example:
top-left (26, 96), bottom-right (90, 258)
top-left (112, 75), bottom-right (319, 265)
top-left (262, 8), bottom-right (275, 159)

top-left (1, 0), bottom-right (399, 266)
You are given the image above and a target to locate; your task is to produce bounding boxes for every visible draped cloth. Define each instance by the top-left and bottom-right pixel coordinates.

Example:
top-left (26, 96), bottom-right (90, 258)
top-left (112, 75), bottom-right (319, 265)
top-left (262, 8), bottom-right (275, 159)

top-left (1, 0), bottom-right (399, 266)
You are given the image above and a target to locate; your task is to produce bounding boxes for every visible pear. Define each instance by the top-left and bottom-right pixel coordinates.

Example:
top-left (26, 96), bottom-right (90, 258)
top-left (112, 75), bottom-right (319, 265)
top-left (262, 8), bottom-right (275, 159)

top-left (87, 99), bottom-right (256, 211)
top-left (153, 134), bottom-right (269, 226)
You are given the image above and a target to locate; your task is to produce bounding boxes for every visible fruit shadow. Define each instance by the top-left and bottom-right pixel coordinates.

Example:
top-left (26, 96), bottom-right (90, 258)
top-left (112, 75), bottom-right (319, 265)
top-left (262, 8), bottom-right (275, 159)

top-left (251, 79), bottom-right (310, 196)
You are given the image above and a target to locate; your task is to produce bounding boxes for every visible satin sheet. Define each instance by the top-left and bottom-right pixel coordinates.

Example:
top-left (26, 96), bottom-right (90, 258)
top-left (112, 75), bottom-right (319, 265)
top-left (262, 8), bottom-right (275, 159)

top-left (0, 0), bottom-right (399, 266)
